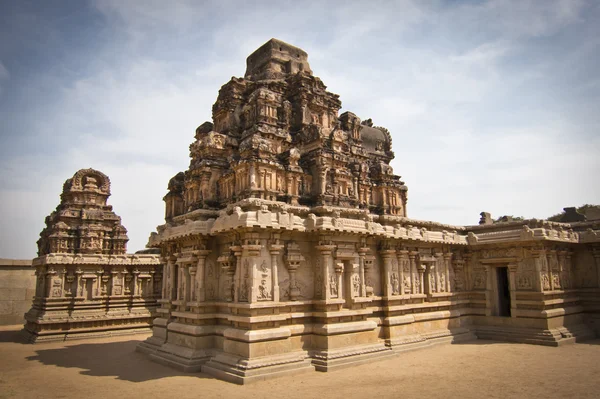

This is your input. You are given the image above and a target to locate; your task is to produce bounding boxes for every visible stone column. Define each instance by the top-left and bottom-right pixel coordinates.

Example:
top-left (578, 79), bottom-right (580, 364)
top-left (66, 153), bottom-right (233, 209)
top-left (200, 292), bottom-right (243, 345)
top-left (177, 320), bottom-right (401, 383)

top-left (270, 241), bottom-right (283, 302)
top-left (195, 250), bottom-right (211, 303)
top-left (316, 243), bottom-right (335, 299)
top-left (231, 246), bottom-right (242, 302)
top-left (381, 249), bottom-right (395, 297)
top-left (133, 268), bottom-right (141, 297)
top-left (249, 164), bottom-right (257, 190)
top-left (75, 268), bottom-right (84, 298)
top-left (409, 251), bottom-right (418, 294)
top-left (397, 250), bottom-right (408, 296)
top-left (242, 241), bottom-right (262, 303)
top-left (508, 263), bottom-right (518, 318)
top-left (593, 248), bottom-right (600, 288)
top-left (417, 263), bottom-right (425, 294)
top-left (334, 262), bottom-right (344, 300)
top-left (485, 265), bottom-right (493, 316)
top-left (531, 249), bottom-right (546, 292)
top-left (188, 265), bottom-right (197, 302)
top-left (444, 253), bottom-right (452, 293)
top-left (161, 257), bottom-right (169, 299)
top-left (464, 253), bottom-right (472, 291)
top-left (169, 256), bottom-right (178, 300)
top-left (557, 250), bottom-right (566, 290)
top-left (547, 250), bottom-right (556, 291)
top-left (358, 247), bottom-right (368, 297)
top-left (434, 253), bottom-right (443, 292)
top-left (425, 263), bottom-right (434, 296)
top-left (566, 250), bottom-right (574, 289)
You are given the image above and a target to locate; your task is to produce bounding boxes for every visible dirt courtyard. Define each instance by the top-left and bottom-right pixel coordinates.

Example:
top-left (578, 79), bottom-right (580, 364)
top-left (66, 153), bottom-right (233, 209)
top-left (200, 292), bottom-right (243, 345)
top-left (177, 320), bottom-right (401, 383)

top-left (0, 327), bottom-right (598, 399)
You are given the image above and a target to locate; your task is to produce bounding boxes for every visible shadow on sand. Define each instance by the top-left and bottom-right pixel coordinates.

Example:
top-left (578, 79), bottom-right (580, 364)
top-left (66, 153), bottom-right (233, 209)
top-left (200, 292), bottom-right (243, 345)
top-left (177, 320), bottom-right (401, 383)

top-left (0, 328), bottom-right (28, 344)
top-left (25, 338), bottom-right (211, 383)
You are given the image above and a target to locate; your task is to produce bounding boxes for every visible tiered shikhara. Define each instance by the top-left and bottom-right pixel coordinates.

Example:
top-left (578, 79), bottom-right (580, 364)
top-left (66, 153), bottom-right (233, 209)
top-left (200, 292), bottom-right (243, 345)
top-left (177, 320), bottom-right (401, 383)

top-left (138, 39), bottom-right (600, 383)
top-left (164, 39), bottom-right (406, 217)
top-left (24, 169), bottom-right (161, 342)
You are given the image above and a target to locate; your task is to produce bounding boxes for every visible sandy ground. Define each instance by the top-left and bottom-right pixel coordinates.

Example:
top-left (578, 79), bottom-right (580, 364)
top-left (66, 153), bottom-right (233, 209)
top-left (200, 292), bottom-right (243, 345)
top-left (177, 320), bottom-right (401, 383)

top-left (0, 327), bottom-right (598, 399)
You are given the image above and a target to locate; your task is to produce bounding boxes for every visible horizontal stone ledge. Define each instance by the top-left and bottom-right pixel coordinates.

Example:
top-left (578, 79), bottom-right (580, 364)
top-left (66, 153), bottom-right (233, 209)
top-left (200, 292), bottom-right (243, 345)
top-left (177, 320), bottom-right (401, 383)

top-left (223, 327), bottom-right (292, 342)
top-left (168, 322), bottom-right (217, 336)
top-left (312, 320), bottom-right (377, 335)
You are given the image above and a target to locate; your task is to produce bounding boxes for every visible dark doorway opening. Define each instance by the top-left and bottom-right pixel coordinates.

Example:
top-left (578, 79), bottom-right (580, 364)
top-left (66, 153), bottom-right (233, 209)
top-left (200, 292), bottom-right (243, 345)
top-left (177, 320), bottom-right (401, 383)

top-left (496, 267), bottom-right (511, 317)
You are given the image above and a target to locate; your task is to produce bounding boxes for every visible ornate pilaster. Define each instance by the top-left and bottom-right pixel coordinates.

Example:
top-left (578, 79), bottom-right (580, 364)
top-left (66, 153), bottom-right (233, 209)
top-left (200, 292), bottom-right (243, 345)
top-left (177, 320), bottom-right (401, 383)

top-left (593, 247), bottom-right (600, 288)
top-left (508, 263), bottom-right (518, 317)
top-left (409, 251), bottom-right (418, 294)
top-left (270, 236), bottom-right (284, 302)
top-left (397, 249), bottom-right (409, 296)
top-left (380, 247), bottom-right (396, 298)
top-left (194, 249), bottom-right (211, 303)
top-left (316, 242), bottom-right (336, 299)
top-left (531, 248), bottom-right (547, 292)
top-left (357, 246), bottom-right (369, 297)
top-left (241, 237), bottom-right (262, 303)
top-left (443, 253), bottom-right (452, 293)
top-left (285, 241), bottom-right (304, 301)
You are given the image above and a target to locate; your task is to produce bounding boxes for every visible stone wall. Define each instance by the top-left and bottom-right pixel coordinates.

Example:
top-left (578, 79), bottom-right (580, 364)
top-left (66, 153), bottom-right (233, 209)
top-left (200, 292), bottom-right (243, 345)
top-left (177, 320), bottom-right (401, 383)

top-left (0, 259), bottom-right (35, 326)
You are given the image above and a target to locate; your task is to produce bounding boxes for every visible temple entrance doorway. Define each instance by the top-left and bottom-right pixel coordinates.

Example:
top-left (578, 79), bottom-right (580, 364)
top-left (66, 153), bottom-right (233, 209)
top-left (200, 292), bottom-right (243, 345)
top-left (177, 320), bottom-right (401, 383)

top-left (495, 267), bottom-right (511, 317)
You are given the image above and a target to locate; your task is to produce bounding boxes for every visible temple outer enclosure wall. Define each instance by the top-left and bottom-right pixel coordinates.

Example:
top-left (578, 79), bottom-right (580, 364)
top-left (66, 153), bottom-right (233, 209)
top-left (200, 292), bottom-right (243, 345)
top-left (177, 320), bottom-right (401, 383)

top-left (0, 259), bottom-right (35, 326)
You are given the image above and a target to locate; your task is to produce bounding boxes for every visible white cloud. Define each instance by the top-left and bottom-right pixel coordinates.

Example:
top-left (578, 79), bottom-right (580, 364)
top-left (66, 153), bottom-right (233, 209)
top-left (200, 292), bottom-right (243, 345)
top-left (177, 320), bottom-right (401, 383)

top-left (1, 0), bottom-right (599, 258)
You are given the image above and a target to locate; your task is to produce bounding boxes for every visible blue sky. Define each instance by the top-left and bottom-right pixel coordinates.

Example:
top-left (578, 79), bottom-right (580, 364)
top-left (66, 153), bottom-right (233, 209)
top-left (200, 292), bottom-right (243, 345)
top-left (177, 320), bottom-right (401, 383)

top-left (1, 0), bottom-right (599, 258)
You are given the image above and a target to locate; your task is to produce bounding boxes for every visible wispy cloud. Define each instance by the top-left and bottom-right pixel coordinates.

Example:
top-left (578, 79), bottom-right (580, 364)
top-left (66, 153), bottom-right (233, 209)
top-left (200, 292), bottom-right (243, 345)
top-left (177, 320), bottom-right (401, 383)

top-left (1, 0), bottom-right (599, 258)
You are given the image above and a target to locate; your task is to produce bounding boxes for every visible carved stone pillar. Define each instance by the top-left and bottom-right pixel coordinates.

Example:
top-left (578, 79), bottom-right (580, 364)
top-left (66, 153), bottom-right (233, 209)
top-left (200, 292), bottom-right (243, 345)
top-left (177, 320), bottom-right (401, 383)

top-left (161, 257), bottom-right (168, 299)
top-left (168, 256), bottom-right (178, 300)
top-left (531, 249), bottom-right (546, 292)
top-left (270, 240), bottom-right (283, 302)
top-left (132, 268), bottom-right (141, 297)
top-left (75, 268), bottom-right (84, 298)
top-left (434, 253), bottom-right (443, 292)
top-left (593, 248), bottom-right (600, 288)
top-left (547, 250), bottom-right (556, 291)
top-left (409, 251), bottom-right (418, 294)
top-left (334, 262), bottom-right (343, 300)
top-left (396, 250), bottom-right (408, 296)
top-left (484, 265), bottom-right (493, 316)
top-left (45, 267), bottom-right (57, 298)
top-left (230, 245), bottom-right (242, 302)
top-left (358, 247), bottom-right (369, 297)
top-left (316, 243), bottom-right (336, 299)
top-left (557, 250), bottom-right (566, 290)
top-left (249, 164), bottom-right (257, 190)
top-left (188, 265), bottom-right (197, 302)
top-left (425, 263), bottom-right (434, 296)
top-left (195, 249), bottom-right (211, 303)
top-left (242, 240), bottom-right (262, 303)
top-left (417, 263), bottom-right (425, 295)
top-left (285, 241), bottom-right (304, 301)
top-left (508, 263), bottom-right (518, 317)
top-left (381, 249), bottom-right (396, 297)
top-left (464, 253), bottom-right (472, 291)
top-left (444, 253), bottom-right (452, 293)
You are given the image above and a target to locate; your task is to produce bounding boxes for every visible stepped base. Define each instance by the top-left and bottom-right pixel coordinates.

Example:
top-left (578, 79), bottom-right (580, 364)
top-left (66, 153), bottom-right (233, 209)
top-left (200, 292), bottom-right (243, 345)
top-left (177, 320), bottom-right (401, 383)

top-left (474, 323), bottom-right (595, 346)
top-left (202, 352), bottom-right (314, 384)
top-left (24, 325), bottom-right (152, 343)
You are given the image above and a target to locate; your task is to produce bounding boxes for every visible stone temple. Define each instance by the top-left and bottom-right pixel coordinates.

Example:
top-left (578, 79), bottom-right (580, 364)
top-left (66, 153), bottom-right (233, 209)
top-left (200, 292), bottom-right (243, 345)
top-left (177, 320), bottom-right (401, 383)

top-left (24, 168), bottom-right (161, 342)
top-left (21, 39), bottom-right (600, 383)
top-left (131, 39), bottom-right (600, 383)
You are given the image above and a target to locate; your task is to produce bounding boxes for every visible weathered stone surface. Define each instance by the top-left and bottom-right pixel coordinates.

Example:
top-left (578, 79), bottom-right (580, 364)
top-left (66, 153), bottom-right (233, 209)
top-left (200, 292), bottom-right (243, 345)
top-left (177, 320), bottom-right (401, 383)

top-left (137, 39), bottom-right (600, 384)
top-left (0, 259), bottom-right (35, 326)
